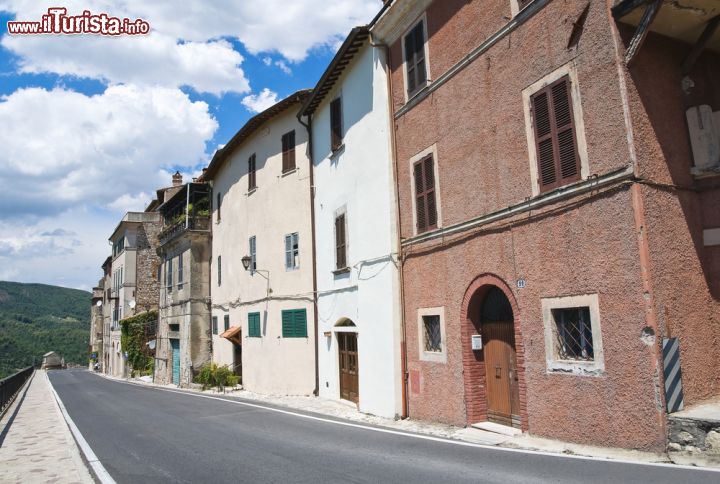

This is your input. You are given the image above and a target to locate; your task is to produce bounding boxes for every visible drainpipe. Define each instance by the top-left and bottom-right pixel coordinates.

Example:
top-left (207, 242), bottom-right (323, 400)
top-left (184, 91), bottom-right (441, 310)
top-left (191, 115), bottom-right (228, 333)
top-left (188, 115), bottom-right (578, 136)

top-left (297, 109), bottom-right (320, 397)
top-left (370, 33), bottom-right (409, 419)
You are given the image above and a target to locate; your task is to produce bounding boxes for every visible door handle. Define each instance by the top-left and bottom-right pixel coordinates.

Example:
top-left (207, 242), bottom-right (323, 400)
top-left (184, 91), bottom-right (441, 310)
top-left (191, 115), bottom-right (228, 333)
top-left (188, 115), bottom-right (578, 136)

top-left (495, 366), bottom-right (501, 378)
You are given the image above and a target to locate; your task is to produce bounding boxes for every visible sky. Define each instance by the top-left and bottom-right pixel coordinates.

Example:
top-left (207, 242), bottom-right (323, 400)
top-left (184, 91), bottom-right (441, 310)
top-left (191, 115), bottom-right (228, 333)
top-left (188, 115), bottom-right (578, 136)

top-left (0, 0), bottom-right (380, 291)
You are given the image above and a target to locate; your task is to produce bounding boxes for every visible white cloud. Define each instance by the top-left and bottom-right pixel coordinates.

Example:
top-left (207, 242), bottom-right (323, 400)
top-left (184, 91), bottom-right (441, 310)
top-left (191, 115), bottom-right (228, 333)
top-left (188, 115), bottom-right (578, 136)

top-left (275, 60), bottom-right (292, 75)
top-left (262, 57), bottom-right (273, 66)
top-left (0, 85), bottom-right (217, 219)
top-left (106, 192), bottom-right (154, 213)
top-left (241, 88), bottom-right (279, 113)
top-left (0, 1), bottom-right (379, 91)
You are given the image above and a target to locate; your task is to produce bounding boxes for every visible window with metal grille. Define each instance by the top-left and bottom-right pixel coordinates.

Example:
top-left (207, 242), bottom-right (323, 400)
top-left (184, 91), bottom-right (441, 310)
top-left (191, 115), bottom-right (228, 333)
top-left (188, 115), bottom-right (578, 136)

top-left (224, 314), bottom-right (230, 332)
top-left (530, 75), bottom-right (580, 192)
top-left (282, 130), bottom-right (296, 172)
top-left (285, 232), bottom-right (299, 270)
top-left (404, 19), bottom-right (427, 97)
top-left (248, 153), bottom-right (256, 190)
top-left (212, 316), bottom-right (218, 335)
top-left (413, 154), bottom-right (438, 233)
top-left (330, 97), bottom-right (343, 151)
top-left (249, 236), bottom-right (257, 272)
top-left (335, 213), bottom-right (347, 270)
top-left (423, 315), bottom-right (442, 352)
top-left (553, 307), bottom-right (593, 360)
top-left (248, 312), bottom-right (261, 337)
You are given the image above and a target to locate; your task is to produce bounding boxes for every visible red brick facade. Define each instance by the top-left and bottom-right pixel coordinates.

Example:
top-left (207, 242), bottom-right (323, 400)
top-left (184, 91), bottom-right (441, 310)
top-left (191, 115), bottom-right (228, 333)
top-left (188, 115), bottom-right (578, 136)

top-left (375, 0), bottom-right (720, 450)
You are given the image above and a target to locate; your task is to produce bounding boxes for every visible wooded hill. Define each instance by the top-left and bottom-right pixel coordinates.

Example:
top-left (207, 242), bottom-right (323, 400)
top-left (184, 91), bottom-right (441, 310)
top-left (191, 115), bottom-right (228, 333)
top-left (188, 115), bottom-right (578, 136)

top-left (0, 281), bottom-right (90, 379)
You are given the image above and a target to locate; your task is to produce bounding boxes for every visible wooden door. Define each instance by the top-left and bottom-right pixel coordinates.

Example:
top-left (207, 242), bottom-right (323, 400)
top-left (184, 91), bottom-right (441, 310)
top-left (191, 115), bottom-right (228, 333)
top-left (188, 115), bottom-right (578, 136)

top-left (483, 321), bottom-right (521, 428)
top-left (338, 332), bottom-right (359, 404)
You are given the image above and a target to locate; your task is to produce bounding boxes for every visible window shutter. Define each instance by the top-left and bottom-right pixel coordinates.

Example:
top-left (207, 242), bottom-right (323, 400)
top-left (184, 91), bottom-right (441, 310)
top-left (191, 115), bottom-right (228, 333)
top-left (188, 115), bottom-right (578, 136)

top-left (282, 310), bottom-right (294, 337)
top-left (405, 32), bottom-right (417, 94)
top-left (330, 98), bottom-right (342, 151)
top-left (295, 309), bottom-right (308, 338)
top-left (212, 316), bottom-right (218, 335)
top-left (248, 312), bottom-right (260, 337)
top-left (335, 214), bottom-right (346, 269)
top-left (531, 76), bottom-right (580, 192)
top-left (248, 154), bottom-right (256, 190)
top-left (413, 22), bottom-right (426, 87)
top-left (414, 155), bottom-right (437, 233)
top-left (282, 131), bottom-right (296, 172)
top-left (405, 21), bottom-right (426, 96)
top-left (224, 315), bottom-right (230, 331)
top-left (285, 234), bottom-right (292, 269)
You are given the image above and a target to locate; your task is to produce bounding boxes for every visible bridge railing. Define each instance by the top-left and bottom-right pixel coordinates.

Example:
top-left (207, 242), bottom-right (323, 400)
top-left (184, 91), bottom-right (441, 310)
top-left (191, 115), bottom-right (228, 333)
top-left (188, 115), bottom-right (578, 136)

top-left (0, 366), bottom-right (34, 417)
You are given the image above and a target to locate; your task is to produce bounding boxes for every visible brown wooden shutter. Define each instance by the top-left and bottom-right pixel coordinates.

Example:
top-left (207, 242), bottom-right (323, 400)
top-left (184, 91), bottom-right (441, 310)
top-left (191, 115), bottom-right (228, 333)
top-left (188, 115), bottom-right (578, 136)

top-left (282, 131), bottom-right (296, 172)
top-left (405, 21), bottom-right (427, 96)
top-left (330, 98), bottom-right (342, 151)
top-left (530, 76), bottom-right (580, 192)
top-left (335, 213), bottom-right (346, 269)
top-left (248, 154), bottom-right (256, 190)
top-left (414, 155), bottom-right (437, 233)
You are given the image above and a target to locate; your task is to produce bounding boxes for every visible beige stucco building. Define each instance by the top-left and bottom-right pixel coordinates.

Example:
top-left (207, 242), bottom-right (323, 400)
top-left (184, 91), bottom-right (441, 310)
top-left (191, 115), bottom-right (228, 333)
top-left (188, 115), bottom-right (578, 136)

top-left (205, 90), bottom-right (317, 395)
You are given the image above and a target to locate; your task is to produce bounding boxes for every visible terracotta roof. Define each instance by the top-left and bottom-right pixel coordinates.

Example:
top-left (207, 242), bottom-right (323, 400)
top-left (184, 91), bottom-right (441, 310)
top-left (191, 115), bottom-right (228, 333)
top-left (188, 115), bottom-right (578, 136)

top-left (204, 89), bottom-right (312, 180)
top-left (300, 26), bottom-right (370, 116)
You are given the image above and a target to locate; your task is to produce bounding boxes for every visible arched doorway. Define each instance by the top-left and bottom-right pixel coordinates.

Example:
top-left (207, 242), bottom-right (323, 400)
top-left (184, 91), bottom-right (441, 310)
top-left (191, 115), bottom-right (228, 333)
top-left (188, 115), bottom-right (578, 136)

top-left (480, 287), bottom-right (520, 428)
top-left (335, 318), bottom-right (358, 404)
top-left (462, 276), bottom-right (525, 430)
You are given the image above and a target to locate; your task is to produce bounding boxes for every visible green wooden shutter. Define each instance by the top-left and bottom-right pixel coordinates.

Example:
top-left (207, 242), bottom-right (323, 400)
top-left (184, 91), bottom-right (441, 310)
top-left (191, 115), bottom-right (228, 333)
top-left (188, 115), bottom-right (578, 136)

top-left (248, 312), bottom-right (261, 337)
top-left (295, 309), bottom-right (308, 338)
top-left (282, 310), bottom-right (294, 337)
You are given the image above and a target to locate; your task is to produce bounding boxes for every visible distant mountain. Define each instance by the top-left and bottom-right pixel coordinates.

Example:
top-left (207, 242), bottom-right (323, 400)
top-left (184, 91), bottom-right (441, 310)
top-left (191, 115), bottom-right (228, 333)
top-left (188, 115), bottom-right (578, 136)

top-left (0, 281), bottom-right (90, 379)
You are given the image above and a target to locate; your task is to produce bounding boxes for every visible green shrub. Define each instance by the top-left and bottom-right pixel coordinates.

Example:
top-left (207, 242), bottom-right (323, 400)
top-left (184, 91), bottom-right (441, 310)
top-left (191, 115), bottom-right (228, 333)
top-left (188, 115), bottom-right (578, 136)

top-left (194, 362), bottom-right (238, 390)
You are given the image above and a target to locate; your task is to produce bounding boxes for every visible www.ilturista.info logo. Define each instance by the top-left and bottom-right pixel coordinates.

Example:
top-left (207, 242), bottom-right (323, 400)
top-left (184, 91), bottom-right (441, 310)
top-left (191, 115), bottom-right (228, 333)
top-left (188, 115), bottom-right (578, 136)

top-left (7, 7), bottom-right (150, 35)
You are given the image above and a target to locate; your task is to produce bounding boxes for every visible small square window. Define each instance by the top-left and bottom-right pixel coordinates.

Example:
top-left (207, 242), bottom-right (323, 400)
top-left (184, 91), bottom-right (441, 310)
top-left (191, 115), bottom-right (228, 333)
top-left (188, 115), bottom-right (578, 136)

top-left (542, 294), bottom-right (604, 375)
top-left (552, 307), bottom-right (593, 361)
top-left (423, 315), bottom-right (442, 352)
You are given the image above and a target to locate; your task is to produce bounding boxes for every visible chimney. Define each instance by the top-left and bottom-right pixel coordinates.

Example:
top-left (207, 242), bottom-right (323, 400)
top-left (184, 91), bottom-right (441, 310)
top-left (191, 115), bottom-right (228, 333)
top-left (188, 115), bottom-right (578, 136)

top-left (172, 171), bottom-right (183, 187)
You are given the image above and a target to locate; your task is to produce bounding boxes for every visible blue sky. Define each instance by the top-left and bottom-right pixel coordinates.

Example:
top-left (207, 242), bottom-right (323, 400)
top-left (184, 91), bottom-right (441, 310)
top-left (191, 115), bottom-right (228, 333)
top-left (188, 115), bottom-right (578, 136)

top-left (0, 1), bottom-right (379, 290)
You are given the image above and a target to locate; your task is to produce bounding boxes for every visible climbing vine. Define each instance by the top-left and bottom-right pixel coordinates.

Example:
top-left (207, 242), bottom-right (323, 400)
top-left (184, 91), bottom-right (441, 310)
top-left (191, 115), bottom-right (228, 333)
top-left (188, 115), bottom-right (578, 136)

top-left (120, 310), bottom-right (157, 377)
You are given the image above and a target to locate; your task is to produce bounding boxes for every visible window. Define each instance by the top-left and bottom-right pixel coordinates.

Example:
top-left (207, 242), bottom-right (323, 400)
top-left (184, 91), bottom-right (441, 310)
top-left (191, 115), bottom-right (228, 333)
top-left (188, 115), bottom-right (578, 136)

top-left (216, 192), bottom-right (222, 222)
top-left (330, 97), bottom-right (343, 151)
top-left (423, 315), bottom-right (442, 352)
top-left (552, 307), bottom-right (593, 361)
top-left (224, 314), bottom-right (230, 332)
top-left (248, 312), bottom-right (261, 338)
top-left (248, 154), bottom-right (257, 191)
top-left (404, 19), bottom-right (427, 97)
top-left (217, 255), bottom-right (222, 287)
top-left (282, 130), bottom-right (296, 172)
top-left (413, 155), bottom-right (438, 233)
top-left (212, 316), bottom-right (218, 335)
top-left (249, 236), bottom-right (257, 272)
top-left (530, 75), bottom-right (581, 192)
top-left (335, 213), bottom-right (347, 270)
top-left (542, 294), bottom-right (604, 375)
top-left (281, 309), bottom-right (308, 338)
top-left (285, 233), bottom-right (299, 270)
top-left (167, 258), bottom-right (173, 293)
top-left (177, 254), bottom-right (183, 291)
top-left (417, 307), bottom-right (446, 363)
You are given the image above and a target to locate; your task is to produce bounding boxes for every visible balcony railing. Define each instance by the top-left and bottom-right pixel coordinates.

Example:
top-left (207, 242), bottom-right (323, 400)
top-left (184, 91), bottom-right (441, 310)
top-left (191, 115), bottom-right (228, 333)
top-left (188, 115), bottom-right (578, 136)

top-left (159, 216), bottom-right (211, 245)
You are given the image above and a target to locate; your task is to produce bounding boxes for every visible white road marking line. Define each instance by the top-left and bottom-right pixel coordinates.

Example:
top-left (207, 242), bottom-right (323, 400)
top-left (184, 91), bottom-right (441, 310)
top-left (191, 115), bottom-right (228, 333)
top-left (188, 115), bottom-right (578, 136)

top-left (94, 372), bottom-right (719, 473)
top-left (47, 372), bottom-right (118, 484)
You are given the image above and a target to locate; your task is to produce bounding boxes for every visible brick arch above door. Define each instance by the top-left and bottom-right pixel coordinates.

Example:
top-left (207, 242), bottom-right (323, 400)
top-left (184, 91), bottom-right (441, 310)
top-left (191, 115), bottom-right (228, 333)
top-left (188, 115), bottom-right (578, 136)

top-left (459, 273), bottom-right (528, 431)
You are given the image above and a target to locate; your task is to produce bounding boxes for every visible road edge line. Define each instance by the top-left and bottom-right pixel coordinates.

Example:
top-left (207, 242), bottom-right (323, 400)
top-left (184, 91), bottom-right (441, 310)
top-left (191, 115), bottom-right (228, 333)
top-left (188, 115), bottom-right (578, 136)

top-left (47, 372), bottom-right (117, 484)
top-left (104, 374), bottom-right (720, 474)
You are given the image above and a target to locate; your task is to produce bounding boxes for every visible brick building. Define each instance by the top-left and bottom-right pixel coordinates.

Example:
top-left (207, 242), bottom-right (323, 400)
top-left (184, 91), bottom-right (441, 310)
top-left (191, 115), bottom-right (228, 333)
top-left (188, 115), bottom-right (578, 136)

top-left (372, 0), bottom-right (719, 450)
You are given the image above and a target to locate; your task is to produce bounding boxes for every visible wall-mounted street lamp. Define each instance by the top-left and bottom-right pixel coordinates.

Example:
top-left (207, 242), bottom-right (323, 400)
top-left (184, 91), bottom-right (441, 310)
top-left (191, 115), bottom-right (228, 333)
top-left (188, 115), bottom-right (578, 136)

top-left (241, 255), bottom-right (272, 296)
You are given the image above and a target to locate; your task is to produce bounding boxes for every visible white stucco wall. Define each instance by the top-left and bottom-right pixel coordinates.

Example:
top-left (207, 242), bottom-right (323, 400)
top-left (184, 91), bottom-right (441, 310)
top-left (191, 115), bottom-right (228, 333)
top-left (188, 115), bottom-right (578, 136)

top-left (311, 42), bottom-right (403, 418)
top-left (210, 105), bottom-right (316, 395)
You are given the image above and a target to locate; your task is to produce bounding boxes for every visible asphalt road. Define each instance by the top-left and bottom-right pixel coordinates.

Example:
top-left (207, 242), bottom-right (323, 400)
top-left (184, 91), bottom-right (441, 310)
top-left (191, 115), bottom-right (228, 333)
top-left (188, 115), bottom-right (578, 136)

top-left (49, 370), bottom-right (717, 484)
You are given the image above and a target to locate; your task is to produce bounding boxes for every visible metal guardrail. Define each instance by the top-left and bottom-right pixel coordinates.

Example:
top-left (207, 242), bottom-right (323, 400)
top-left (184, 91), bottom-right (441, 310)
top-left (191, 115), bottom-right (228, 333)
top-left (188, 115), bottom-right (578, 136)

top-left (0, 366), bottom-right (34, 416)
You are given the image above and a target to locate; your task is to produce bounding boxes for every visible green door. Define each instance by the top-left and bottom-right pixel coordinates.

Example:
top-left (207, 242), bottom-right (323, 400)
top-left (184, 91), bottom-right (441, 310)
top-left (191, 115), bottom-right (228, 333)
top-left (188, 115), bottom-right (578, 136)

top-left (171, 339), bottom-right (180, 385)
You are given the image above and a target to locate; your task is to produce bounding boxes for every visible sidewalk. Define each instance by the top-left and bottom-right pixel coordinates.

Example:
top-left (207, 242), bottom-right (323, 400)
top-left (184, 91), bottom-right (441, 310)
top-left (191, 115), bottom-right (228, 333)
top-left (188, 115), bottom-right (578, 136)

top-left (0, 371), bottom-right (94, 484)
top-left (107, 372), bottom-right (674, 466)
